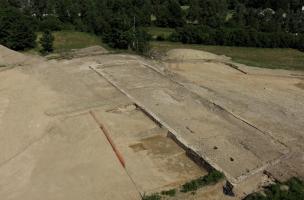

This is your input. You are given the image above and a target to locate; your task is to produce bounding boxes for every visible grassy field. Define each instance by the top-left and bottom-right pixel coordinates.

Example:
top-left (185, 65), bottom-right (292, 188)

top-left (151, 41), bottom-right (304, 71)
top-left (145, 27), bottom-right (174, 39)
top-left (27, 30), bottom-right (304, 71)
top-left (52, 31), bottom-right (104, 52)
top-left (32, 31), bottom-right (104, 53)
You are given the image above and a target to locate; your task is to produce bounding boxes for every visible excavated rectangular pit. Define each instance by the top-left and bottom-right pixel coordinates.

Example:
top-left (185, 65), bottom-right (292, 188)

top-left (90, 62), bottom-right (288, 186)
top-left (90, 104), bottom-right (208, 194)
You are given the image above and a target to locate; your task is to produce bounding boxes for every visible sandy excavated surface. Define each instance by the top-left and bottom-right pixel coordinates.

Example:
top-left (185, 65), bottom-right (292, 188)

top-left (0, 46), bottom-right (207, 200)
top-left (162, 49), bottom-right (304, 183)
top-left (89, 49), bottom-right (303, 197)
top-left (0, 49), bottom-right (140, 200)
top-left (92, 56), bottom-right (287, 185)
top-left (0, 45), bottom-right (27, 66)
top-left (1, 45), bottom-right (303, 199)
top-left (166, 49), bottom-right (230, 62)
top-left (93, 108), bottom-right (206, 194)
top-left (0, 45), bottom-right (43, 67)
top-left (71, 45), bottom-right (109, 57)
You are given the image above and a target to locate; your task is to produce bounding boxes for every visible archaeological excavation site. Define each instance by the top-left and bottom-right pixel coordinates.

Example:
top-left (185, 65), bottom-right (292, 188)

top-left (0, 45), bottom-right (303, 200)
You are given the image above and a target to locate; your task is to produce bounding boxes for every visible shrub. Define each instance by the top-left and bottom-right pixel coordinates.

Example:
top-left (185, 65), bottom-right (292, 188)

top-left (180, 179), bottom-right (200, 193)
top-left (297, 34), bottom-right (304, 52)
top-left (142, 193), bottom-right (161, 200)
top-left (161, 189), bottom-right (176, 197)
top-left (131, 28), bottom-right (151, 55)
top-left (0, 6), bottom-right (36, 50)
top-left (156, 35), bottom-right (165, 41)
top-left (39, 30), bottom-right (54, 53)
top-left (181, 170), bottom-right (225, 193)
top-left (39, 16), bottom-right (63, 31)
top-left (168, 31), bottom-right (180, 42)
top-left (244, 177), bottom-right (304, 200)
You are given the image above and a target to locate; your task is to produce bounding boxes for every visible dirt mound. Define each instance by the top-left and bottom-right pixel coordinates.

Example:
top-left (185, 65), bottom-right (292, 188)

top-left (166, 49), bottom-right (230, 62)
top-left (72, 45), bottom-right (108, 56)
top-left (0, 45), bottom-right (27, 66)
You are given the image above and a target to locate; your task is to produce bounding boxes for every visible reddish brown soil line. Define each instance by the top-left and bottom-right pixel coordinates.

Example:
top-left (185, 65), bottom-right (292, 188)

top-left (90, 110), bottom-right (126, 168)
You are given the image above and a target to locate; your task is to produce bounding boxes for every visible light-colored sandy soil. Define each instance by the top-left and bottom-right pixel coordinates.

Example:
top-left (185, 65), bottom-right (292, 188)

top-left (92, 108), bottom-right (207, 194)
top-left (89, 49), bottom-right (303, 197)
top-left (91, 56), bottom-right (287, 185)
top-left (0, 45), bottom-right (27, 66)
top-left (0, 46), bottom-right (141, 200)
top-left (166, 49), bottom-right (230, 62)
top-left (0, 45), bottom-right (207, 200)
top-left (162, 49), bottom-right (304, 185)
top-left (0, 45), bottom-right (303, 200)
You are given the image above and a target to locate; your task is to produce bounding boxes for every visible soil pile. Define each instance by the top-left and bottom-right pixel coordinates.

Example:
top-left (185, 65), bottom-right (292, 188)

top-left (166, 49), bottom-right (230, 62)
top-left (0, 45), bottom-right (27, 66)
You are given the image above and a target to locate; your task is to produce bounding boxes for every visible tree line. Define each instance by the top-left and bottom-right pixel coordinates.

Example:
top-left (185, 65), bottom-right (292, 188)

top-left (0, 0), bottom-right (303, 52)
top-left (175, 0), bottom-right (304, 50)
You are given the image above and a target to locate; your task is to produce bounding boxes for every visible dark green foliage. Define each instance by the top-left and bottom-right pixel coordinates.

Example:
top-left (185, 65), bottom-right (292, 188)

top-left (0, 6), bottom-right (36, 50)
top-left (176, 25), bottom-right (301, 49)
top-left (180, 170), bottom-right (225, 193)
top-left (131, 28), bottom-right (151, 55)
top-left (156, 35), bottom-right (166, 41)
top-left (298, 34), bottom-right (304, 52)
top-left (102, 15), bottom-right (151, 53)
top-left (39, 30), bottom-right (54, 53)
top-left (161, 189), bottom-right (176, 197)
top-left (244, 177), bottom-right (304, 200)
top-left (39, 16), bottom-right (63, 31)
top-left (244, 193), bottom-right (267, 200)
top-left (102, 16), bottom-right (132, 49)
top-left (187, 0), bottom-right (200, 22)
top-left (142, 171), bottom-right (224, 199)
top-left (142, 193), bottom-right (161, 200)
top-left (197, 0), bottom-right (228, 28)
top-left (177, 25), bottom-right (214, 44)
top-left (1, 0), bottom-right (304, 52)
top-left (155, 0), bottom-right (184, 28)
top-left (168, 32), bottom-right (180, 42)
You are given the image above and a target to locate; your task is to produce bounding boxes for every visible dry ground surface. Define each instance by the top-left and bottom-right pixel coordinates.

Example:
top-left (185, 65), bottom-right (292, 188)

top-left (162, 49), bottom-right (304, 183)
top-left (0, 45), bottom-right (208, 200)
top-left (0, 45), bottom-right (303, 200)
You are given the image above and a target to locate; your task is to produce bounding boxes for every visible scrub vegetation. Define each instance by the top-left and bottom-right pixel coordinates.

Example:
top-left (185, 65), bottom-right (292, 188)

top-left (142, 170), bottom-right (224, 200)
top-left (244, 178), bottom-right (304, 200)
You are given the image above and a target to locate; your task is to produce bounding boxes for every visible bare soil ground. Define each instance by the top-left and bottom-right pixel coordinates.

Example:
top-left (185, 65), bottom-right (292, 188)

top-left (0, 45), bottom-right (303, 200)
top-left (162, 49), bottom-right (304, 185)
top-left (162, 49), bottom-right (304, 195)
top-left (0, 46), bottom-right (206, 200)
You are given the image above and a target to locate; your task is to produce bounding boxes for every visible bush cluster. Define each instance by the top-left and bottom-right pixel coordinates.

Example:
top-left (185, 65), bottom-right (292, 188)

top-left (160, 189), bottom-right (176, 197)
top-left (244, 177), bottom-right (304, 200)
top-left (142, 170), bottom-right (224, 199)
top-left (180, 170), bottom-right (225, 193)
top-left (142, 193), bottom-right (161, 200)
top-left (0, 6), bottom-right (36, 50)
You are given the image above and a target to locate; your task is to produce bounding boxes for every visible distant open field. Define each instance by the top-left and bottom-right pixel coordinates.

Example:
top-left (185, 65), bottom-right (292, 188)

top-left (30, 31), bottom-right (105, 54)
top-left (52, 31), bottom-right (104, 52)
top-left (151, 41), bottom-right (304, 71)
top-left (145, 27), bottom-right (174, 39)
top-left (28, 31), bottom-right (304, 71)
